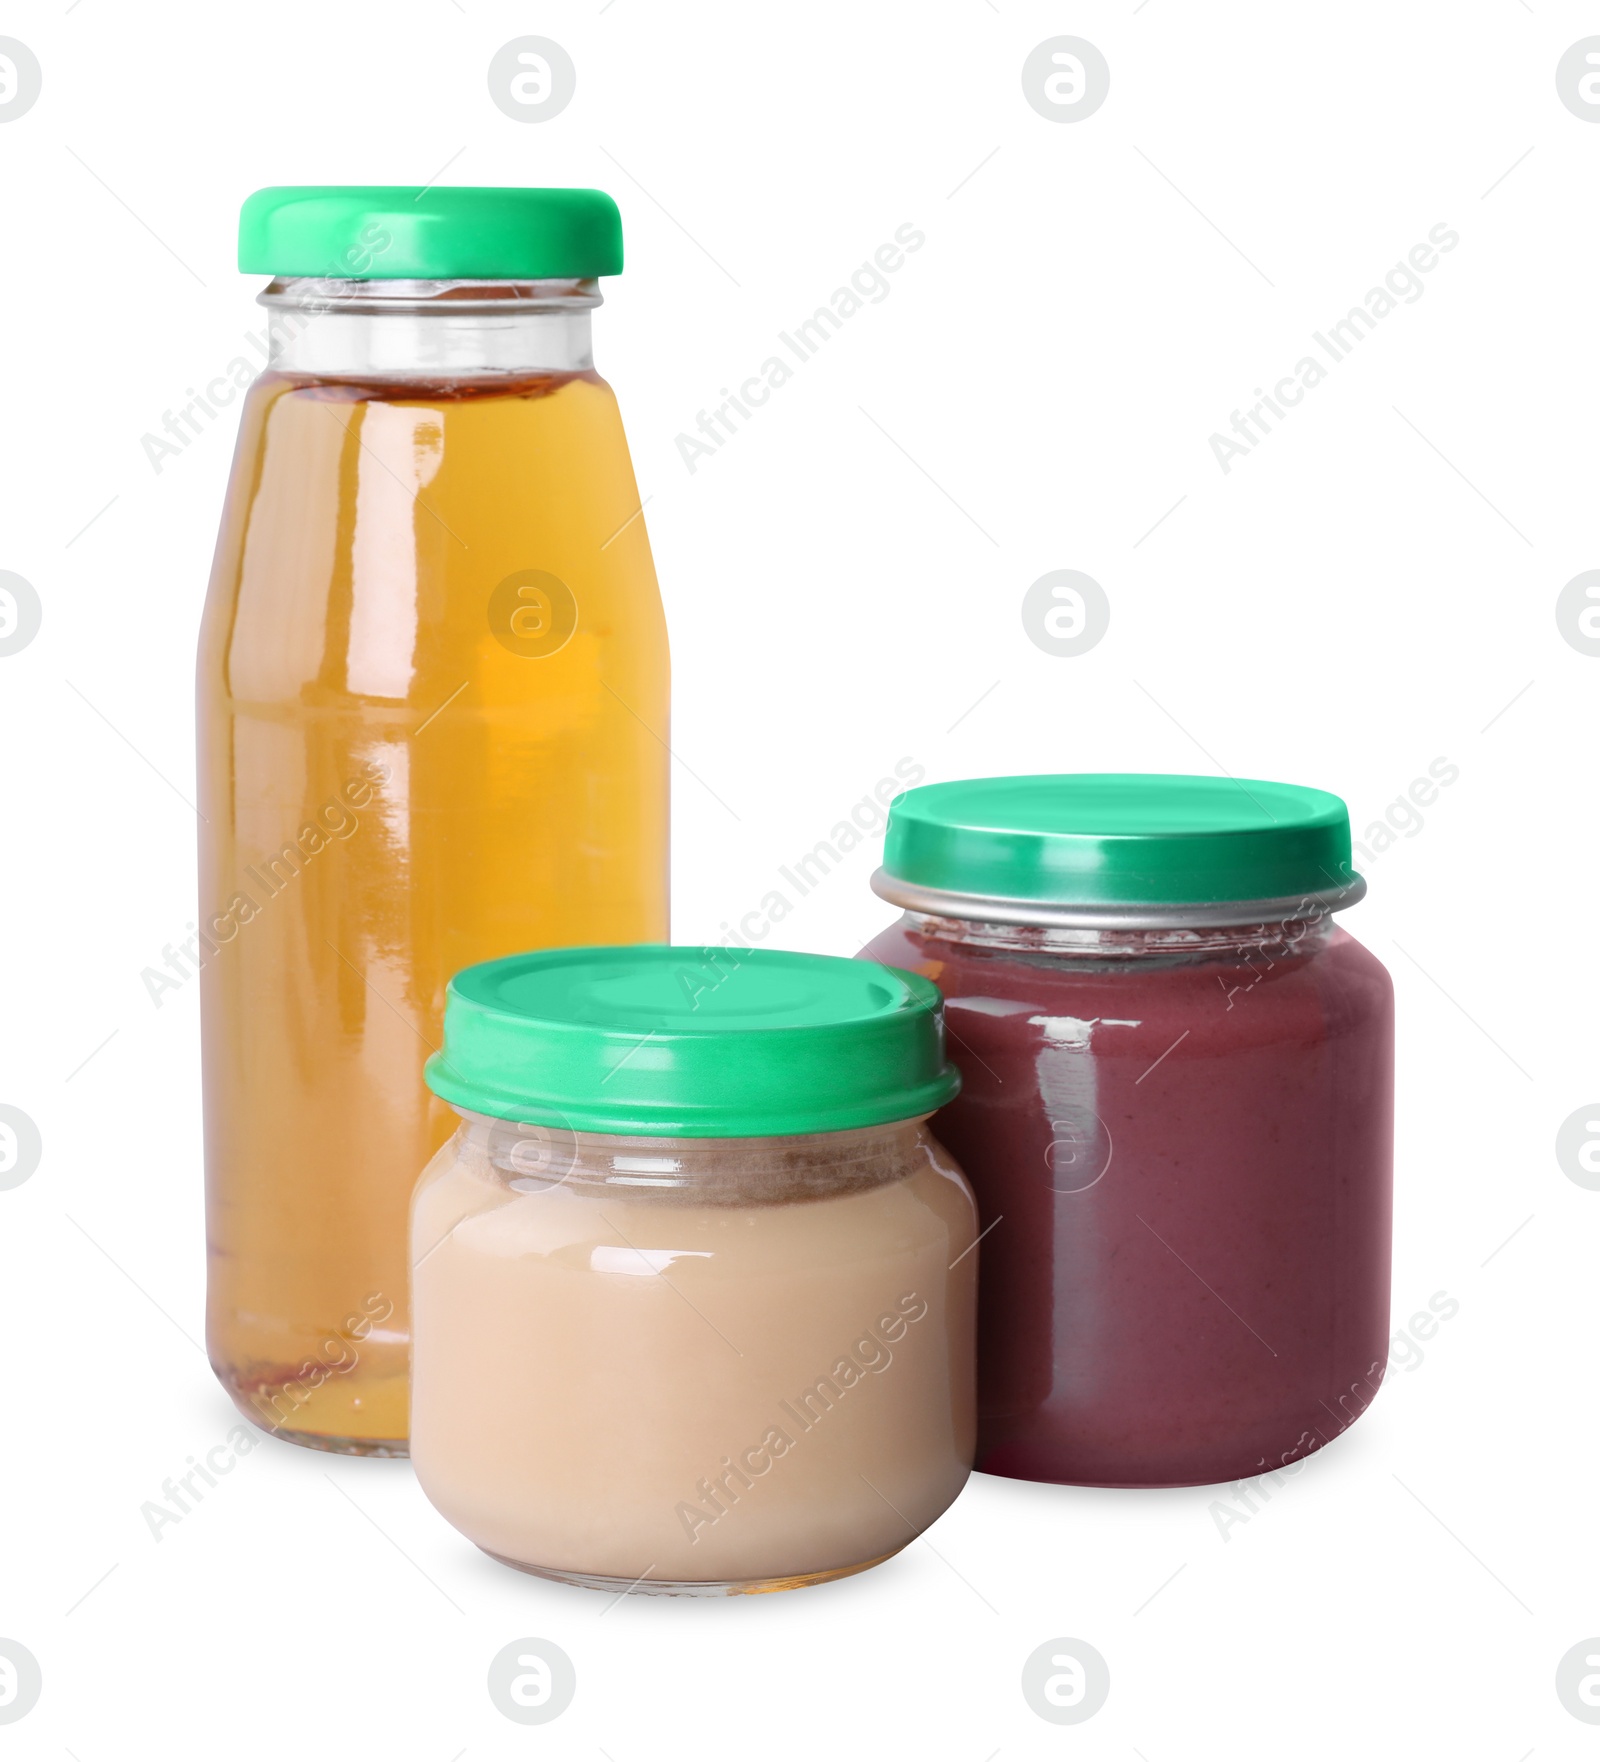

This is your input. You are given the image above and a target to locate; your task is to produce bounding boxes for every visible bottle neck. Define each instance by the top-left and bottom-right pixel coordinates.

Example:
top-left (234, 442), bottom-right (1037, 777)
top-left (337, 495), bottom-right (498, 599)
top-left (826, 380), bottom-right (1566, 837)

top-left (259, 276), bottom-right (598, 377)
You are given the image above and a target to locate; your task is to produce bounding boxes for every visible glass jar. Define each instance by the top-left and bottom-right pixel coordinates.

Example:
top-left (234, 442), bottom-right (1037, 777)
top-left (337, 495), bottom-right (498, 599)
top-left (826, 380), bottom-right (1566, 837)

top-left (410, 945), bottom-right (977, 1595)
top-left (198, 188), bottom-right (668, 1455)
top-left (861, 773), bottom-right (1394, 1489)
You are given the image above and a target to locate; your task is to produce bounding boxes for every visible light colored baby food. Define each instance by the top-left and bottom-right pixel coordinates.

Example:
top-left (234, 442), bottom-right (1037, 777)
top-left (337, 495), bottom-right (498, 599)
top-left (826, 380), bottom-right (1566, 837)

top-left (411, 1116), bottom-right (976, 1593)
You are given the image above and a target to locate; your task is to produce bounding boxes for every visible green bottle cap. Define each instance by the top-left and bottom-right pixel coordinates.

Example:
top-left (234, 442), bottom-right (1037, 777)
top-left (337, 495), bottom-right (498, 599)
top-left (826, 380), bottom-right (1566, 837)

top-left (238, 185), bottom-right (623, 280)
top-left (424, 945), bottom-right (960, 1138)
top-left (874, 773), bottom-right (1364, 926)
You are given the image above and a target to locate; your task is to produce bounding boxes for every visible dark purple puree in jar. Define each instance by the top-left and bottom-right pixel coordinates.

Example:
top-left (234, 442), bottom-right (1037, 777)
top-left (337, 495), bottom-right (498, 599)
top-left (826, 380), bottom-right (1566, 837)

top-left (860, 774), bottom-right (1394, 1489)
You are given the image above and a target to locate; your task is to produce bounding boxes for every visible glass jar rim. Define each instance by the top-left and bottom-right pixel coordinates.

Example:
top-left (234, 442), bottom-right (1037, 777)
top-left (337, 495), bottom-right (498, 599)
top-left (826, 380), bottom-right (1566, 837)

top-left (871, 869), bottom-right (1365, 931)
top-left (451, 1108), bottom-right (938, 1203)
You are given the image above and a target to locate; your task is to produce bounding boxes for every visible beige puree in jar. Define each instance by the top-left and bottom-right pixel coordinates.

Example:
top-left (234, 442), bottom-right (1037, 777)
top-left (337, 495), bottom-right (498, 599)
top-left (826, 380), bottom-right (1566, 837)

top-left (411, 1113), bottom-right (977, 1593)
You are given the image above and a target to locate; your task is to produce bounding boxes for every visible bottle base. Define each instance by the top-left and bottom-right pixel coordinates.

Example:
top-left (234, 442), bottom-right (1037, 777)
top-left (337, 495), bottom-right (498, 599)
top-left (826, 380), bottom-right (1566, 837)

top-left (216, 1367), bottom-right (410, 1458)
top-left (480, 1543), bottom-right (906, 1597)
top-left (253, 1421), bottom-right (411, 1459)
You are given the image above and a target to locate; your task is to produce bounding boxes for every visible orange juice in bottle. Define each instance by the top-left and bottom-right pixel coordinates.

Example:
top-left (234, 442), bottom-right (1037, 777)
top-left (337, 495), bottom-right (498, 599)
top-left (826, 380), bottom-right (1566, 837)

top-left (197, 188), bottom-right (669, 1453)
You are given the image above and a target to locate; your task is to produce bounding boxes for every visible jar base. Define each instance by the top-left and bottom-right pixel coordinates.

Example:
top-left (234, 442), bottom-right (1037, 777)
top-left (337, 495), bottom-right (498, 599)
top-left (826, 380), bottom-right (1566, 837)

top-left (976, 1427), bottom-right (1340, 1489)
top-left (480, 1543), bottom-right (906, 1597)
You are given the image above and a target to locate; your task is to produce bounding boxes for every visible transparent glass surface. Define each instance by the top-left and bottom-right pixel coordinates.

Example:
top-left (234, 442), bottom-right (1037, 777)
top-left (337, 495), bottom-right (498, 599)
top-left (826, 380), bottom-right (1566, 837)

top-left (410, 1113), bottom-right (977, 1593)
top-left (199, 279), bottom-right (669, 1453)
top-left (862, 911), bottom-right (1394, 1488)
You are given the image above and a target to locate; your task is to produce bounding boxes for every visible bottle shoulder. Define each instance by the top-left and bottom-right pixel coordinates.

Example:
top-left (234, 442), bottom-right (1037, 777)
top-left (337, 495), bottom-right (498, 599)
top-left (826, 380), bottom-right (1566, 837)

top-left (199, 367), bottom-right (662, 712)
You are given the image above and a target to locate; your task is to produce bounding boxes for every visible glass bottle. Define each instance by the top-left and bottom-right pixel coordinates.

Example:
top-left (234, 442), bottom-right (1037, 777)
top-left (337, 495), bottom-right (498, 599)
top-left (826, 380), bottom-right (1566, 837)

top-left (197, 188), bottom-right (669, 1454)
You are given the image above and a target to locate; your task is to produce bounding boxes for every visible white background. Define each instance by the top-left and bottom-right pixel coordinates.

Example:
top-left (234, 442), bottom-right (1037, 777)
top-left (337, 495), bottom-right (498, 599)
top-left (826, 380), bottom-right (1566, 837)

top-left (1, 1), bottom-right (1595, 1755)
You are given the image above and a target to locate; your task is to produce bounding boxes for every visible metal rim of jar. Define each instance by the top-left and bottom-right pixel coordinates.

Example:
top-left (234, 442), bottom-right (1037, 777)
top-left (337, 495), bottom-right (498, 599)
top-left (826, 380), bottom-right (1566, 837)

top-left (869, 868), bottom-right (1367, 930)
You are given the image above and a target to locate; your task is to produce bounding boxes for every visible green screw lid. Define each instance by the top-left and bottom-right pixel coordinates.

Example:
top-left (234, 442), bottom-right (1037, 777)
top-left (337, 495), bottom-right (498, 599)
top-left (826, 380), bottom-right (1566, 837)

top-left (238, 186), bottom-right (623, 280)
top-left (874, 773), bottom-right (1364, 925)
top-left (424, 945), bottom-right (960, 1138)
